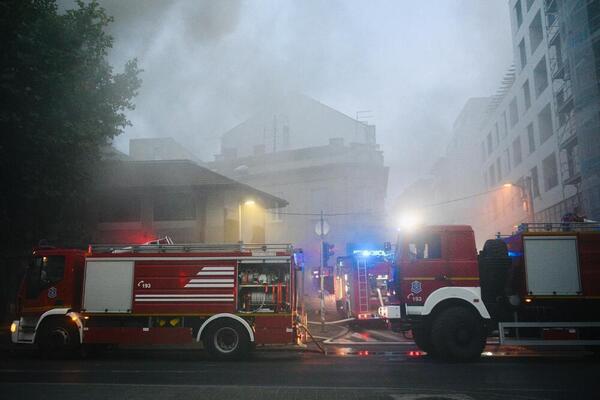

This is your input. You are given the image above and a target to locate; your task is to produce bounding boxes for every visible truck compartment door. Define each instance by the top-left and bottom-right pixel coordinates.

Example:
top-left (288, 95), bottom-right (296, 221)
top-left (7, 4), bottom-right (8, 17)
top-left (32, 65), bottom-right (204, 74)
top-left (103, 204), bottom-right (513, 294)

top-left (524, 236), bottom-right (581, 296)
top-left (83, 260), bottom-right (134, 313)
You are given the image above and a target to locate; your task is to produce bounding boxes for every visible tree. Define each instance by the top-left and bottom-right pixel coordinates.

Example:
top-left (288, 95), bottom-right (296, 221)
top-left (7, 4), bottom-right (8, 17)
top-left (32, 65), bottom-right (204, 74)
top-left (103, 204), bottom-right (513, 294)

top-left (0, 0), bottom-right (141, 320)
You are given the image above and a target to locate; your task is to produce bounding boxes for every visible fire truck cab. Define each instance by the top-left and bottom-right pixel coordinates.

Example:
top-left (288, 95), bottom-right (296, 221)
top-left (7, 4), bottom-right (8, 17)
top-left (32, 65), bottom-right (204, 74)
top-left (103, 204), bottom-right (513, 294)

top-left (11, 242), bottom-right (300, 359)
top-left (379, 224), bottom-right (600, 361)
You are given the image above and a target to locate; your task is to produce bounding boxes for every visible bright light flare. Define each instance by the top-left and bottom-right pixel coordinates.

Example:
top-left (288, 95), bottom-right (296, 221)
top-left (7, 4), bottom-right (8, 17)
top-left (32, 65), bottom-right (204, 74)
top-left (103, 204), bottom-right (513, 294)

top-left (503, 183), bottom-right (513, 188)
top-left (398, 212), bottom-right (421, 231)
top-left (244, 199), bottom-right (255, 206)
top-left (407, 350), bottom-right (425, 357)
top-left (10, 322), bottom-right (16, 333)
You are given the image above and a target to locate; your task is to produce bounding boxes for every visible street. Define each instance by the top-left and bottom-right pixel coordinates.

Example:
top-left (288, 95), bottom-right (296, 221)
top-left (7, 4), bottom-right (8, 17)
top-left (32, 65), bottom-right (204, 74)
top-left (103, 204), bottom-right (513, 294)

top-left (2, 336), bottom-right (599, 400)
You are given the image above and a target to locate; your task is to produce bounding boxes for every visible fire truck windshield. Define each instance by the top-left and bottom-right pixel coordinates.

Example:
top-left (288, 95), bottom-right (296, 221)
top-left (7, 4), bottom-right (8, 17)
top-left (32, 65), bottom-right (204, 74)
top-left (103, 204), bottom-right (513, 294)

top-left (26, 255), bottom-right (65, 298)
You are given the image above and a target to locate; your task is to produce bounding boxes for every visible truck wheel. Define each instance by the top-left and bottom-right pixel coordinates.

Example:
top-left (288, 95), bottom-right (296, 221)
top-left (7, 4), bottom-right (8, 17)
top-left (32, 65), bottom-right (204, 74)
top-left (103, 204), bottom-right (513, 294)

top-left (430, 306), bottom-right (485, 361)
top-left (203, 319), bottom-right (250, 360)
top-left (412, 323), bottom-right (435, 356)
top-left (37, 318), bottom-right (80, 358)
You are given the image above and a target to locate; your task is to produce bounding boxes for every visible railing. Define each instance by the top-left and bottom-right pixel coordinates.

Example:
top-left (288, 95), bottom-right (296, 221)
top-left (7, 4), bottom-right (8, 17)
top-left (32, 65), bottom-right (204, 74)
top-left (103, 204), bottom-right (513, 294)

top-left (517, 222), bottom-right (600, 233)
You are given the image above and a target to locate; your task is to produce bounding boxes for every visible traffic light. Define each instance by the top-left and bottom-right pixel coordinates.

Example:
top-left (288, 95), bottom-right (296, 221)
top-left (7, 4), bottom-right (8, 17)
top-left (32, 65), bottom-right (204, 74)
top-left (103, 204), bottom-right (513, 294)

top-left (322, 242), bottom-right (335, 266)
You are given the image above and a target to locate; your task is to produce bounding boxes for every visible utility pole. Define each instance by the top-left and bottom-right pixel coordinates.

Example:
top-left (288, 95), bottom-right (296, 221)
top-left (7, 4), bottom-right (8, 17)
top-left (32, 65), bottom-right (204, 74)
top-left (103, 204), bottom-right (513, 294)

top-left (319, 210), bottom-right (325, 333)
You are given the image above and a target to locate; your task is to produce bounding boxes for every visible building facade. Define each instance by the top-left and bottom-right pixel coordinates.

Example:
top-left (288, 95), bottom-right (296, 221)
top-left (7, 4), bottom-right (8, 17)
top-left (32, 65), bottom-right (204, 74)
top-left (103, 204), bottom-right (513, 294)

top-left (210, 139), bottom-right (389, 270)
top-left (478, 0), bottom-right (600, 238)
top-left (395, 1), bottom-right (599, 246)
top-left (392, 98), bottom-right (492, 247)
top-left (129, 137), bottom-right (201, 164)
top-left (543, 0), bottom-right (600, 220)
top-left (218, 93), bottom-right (376, 160)
top-left (91, 159), bottom-right (287, 245)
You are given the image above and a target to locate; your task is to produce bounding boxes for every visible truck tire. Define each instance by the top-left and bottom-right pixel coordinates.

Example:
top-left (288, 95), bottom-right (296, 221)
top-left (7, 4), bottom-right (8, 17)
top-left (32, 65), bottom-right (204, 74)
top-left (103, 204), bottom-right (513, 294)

top-left (203, 319), bottom-right (250, 360)
top-left (37, 318), bottom-right (80, 358)
top-left (412, 323), bottom-right (435, 356)
top-left (430, 306), bottom-right (485, 361)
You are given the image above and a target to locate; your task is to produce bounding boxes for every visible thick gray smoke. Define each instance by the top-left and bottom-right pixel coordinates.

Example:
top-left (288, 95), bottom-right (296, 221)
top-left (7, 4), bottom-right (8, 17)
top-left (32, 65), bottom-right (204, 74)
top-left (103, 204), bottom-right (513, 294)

top-left (59, 0), bottom-right (512, 201)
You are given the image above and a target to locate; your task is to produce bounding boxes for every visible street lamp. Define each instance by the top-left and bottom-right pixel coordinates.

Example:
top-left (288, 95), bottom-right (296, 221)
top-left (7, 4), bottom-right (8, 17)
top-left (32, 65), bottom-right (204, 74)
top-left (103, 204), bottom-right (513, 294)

top-left (504, 178), bottom-right (535, 222)
top-left (238, 199), bottom-right (255, 242)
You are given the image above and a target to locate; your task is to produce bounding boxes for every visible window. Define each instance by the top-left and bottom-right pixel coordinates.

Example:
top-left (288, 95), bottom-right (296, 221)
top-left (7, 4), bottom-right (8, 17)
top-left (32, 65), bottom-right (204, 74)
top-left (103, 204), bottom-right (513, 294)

top-left (494, 127), bottom-right (500, 146)
top-left (489, 164), bottom-right (496, 186)
top-left (502, 112), bottom-right (508, 136)
top-left (519, 39), bottom-right (527, 69)
top-left (509, 98), bottom-right (519, 127)
top-left (531, 166), bottom-right (541, 198)
top-left (515, 0), bottom-right (523, 28)
top-left (529, 11), bottom-right (543, 53)
top-left (495, 122), bottom-right (500, 142)
top-left (99, 194), bottom-right (141, 222)
top-left (268, 193), bottom-right (285, 222)
top-left (407, 234), bottom-right (442, 260)
top-left (526, 0), bottom-right (535, 10)
top-left (538, 103), bottom-right (553, 143)
top-left (504, 148), bottom-right (512, 173)
top-left (534, 57), bottom-right (549, 97)
top-left (269, 207), bottom-right (284, 222)
top-left (481, 142), bottom-right (486, 163)
top-left (38, 256), bottom-right (65, 284)
top-left (543, 152), bottom-right (559, 191)
top-left (153, 192), bottom-right (196, 221)
top-left (527, 123), bottom-right (536, 153)
top-left (487, 132), bottom-right (493, 155)
top-left (523, 80), bottom-right (531, 110)
top-left (27, 256), bottom-right (65, 298)
top-left (566, 143), bottom-right (580, 179)
top-left (513, 137), bottom-right (523, 166)
top-left (496, 157), bottom-right (503, 181)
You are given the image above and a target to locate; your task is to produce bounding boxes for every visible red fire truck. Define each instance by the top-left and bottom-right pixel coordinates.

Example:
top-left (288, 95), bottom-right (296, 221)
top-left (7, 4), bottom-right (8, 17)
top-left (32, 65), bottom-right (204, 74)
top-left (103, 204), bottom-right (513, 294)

top-left (10, 240), bottom-right (300, 359)
top-left (379, 223), bottom-right (600, 360)
top-left (334, 250), bottom-right (395, 322)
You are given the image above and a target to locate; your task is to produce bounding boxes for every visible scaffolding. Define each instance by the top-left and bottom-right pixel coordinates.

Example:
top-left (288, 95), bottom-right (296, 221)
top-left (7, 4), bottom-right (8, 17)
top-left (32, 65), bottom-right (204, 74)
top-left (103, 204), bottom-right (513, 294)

top-left (544, 0), bottom-right (600, 220)
top-left (544, 0), bottom-right (581, 198)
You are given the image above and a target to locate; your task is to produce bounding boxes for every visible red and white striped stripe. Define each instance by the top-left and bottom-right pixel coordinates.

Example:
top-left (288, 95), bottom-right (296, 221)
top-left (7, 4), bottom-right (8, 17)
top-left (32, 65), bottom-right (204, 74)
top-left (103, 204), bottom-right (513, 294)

top-left (184, 266), bottom-right (235, 288)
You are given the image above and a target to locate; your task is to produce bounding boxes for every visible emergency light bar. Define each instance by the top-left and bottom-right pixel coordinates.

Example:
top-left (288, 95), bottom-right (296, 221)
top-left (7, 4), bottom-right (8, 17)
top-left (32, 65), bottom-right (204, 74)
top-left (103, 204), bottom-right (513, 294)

top-left (352, 250), bottom-right (387, 257)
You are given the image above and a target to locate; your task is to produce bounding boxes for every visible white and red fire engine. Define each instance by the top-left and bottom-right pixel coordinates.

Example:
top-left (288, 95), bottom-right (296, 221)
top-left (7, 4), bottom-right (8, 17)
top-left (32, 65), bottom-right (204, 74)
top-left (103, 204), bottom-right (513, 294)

top-left (379, 223), bottom-right (600, 360)
top-left (334, 249), bottom-right (394, 322)
top-left (10, 240), bottom-right (300, 359)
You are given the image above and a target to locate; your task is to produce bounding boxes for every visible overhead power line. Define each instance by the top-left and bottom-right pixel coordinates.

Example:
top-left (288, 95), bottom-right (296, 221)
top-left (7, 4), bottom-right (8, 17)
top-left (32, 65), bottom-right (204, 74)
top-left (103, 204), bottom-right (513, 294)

top-left (420, 186), bottom-right (509, 209)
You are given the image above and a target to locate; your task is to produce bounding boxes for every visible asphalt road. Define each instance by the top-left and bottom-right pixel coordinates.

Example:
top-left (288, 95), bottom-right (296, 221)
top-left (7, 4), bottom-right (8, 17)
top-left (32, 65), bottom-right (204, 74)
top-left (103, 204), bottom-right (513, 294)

top-left (1, 344), bottom-right (599, 400)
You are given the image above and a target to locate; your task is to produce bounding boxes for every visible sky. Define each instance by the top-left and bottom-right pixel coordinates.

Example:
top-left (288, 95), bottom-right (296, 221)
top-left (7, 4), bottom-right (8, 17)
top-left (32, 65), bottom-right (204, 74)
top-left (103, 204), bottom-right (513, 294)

top-left (61, 0), bottom-right (514, 201)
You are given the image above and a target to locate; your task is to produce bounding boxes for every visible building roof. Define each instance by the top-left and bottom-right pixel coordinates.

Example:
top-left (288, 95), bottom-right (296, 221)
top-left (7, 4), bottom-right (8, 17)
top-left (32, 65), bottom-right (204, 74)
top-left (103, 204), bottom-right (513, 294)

top-left (97, 159), bottom-right (288, 208)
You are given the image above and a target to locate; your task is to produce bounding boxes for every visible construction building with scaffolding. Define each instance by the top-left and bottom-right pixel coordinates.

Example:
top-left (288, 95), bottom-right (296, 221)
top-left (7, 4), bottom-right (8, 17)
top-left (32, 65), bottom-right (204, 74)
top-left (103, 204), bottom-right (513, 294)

top-left (475, 0), bottom-right (600, 238)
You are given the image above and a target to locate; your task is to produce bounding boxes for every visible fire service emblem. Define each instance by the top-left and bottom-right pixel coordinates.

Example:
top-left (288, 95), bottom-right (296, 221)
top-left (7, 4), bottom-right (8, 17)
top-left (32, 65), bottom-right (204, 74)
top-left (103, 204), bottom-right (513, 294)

top-left (410, 280), bottom-right (422, 294)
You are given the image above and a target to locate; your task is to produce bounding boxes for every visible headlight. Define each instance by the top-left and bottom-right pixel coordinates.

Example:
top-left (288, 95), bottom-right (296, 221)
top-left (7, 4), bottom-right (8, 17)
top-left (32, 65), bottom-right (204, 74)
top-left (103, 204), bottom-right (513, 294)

top-left (10, 322), bottom-right (17, 333)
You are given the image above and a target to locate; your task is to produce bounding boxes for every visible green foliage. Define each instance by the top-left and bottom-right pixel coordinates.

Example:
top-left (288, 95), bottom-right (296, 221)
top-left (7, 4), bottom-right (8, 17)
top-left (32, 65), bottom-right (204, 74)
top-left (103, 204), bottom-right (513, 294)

top-left (0, 0), bottom-right (141, 250)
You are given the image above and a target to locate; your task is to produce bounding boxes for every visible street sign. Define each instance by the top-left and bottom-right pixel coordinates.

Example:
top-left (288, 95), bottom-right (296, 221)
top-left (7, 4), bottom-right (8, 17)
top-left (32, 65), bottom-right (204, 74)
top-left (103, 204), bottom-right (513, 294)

top-left (315, 220), bottom-right (330, 236)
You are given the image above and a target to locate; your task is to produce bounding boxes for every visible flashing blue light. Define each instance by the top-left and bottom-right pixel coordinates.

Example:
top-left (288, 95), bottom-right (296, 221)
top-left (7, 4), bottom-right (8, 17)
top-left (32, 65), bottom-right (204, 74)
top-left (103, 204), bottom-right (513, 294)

top-left (508, 251), bottom-right (522, 257)
top-left (352, 249), bottom-right (387, 257)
